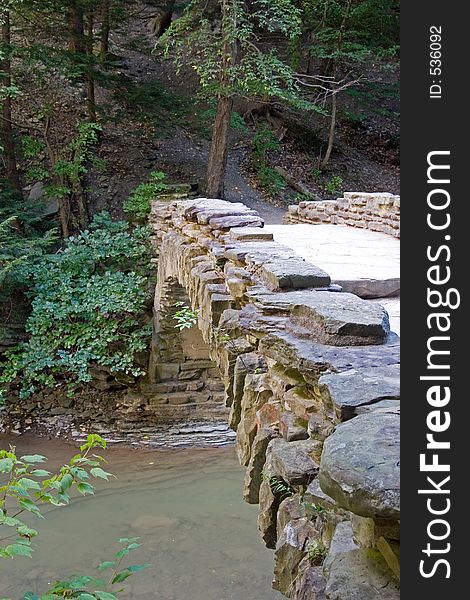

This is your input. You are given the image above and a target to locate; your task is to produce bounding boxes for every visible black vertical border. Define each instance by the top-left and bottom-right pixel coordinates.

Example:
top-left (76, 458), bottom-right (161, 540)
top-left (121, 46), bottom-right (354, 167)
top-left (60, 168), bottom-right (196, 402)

top-left (401, 2), bottom-right (467, 597)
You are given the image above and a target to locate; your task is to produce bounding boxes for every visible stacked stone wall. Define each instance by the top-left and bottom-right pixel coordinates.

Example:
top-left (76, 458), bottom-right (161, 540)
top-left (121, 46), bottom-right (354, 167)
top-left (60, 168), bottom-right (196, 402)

top-left (285, 192), bottom-right (400, 238)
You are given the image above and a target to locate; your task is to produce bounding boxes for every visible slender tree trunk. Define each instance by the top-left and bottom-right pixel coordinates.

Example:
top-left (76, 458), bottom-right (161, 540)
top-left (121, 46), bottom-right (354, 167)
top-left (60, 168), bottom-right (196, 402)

top-left (86, 11), bottom-right (97, 122)
top-left (205, 95), bottom-right (233, 198)
top-left (204, 0), bottom-right (236, 198)
top-left (100, 0), bottom-right (110, 59)
top-left (1, 11), bottom-right (21, 195)
top-left (320, 93), bottom-right (336, 169)
top-left (44, 117), bottom-right (70, 238)
top-left (320, 0), bottom-right (352, 169)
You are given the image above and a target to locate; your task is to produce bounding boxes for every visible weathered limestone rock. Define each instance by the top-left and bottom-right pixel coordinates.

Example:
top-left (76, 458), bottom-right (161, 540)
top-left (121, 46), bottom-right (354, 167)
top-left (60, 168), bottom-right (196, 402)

top-left (323, 522), bottom-right (359, 572)
top-left (258, 477), bottom-right (280, 549)
top-left (245, 247), bottom-right (331, 291)
top-left (276, 495), bottom-right (308, 540)
top-left (209, 214), bottom-right (264, 229)
top-left (319, 413), bottom-right (400, 520)
top-left (230, 227), bottom-right (274, 241)
top-left (268, 438), bottom-right (322, 486)
top-left (259, 330), bottom-right (400, 382)
top-left (279, 412), bottom-right (309, 441)
top-left (236, 373), bottom-right (273, 465)
top-left (324, 549), bottom-right (400, 600)
top-left (273, 517), bottom-right (319, 596)
top-left (319, 366), bottom-right (400, 421)
top-left (243, 427), bottom-right (279, 504)
top-left (229, 352), bottom-right (266, 428)
top-left (256, 401), bottom-right (282, 430)
top-left (291, 559), bottom-right (327, 600)
top-left (288, 292), bottom-right (390, 345)
top-left (283, 386), bottom-right (320, 422)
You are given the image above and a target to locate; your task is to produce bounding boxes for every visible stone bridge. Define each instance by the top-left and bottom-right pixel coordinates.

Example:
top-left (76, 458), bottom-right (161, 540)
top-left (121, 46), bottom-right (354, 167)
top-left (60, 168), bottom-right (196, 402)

top-left (149, 196), bottom-right (400, 599)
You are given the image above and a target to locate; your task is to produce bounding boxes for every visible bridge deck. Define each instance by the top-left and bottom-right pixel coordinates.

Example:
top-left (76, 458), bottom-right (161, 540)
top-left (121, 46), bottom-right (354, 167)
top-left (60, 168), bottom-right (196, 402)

top-left (265, 223), bottom-right (400, 335)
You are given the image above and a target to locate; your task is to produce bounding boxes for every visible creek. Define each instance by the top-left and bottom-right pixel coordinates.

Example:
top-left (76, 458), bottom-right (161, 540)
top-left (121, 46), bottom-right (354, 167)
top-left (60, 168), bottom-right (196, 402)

top-left (0, 435), bottom-right (282, 600)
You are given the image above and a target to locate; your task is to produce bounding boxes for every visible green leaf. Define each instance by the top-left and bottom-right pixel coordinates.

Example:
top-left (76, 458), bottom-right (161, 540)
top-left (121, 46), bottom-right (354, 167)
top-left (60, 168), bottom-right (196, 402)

top-left (18, 498), bottom-right (43, 518)
top-left (22, 592), bottom-right (39, 600)
top-left (97, 561), bottom-right (116, 571)
top-left (5, 542), bottom-right (33, 557)
top-left (17, 524), bottom-right (39, 538)
top-left (90, 467), bottom-right (113, 481)
top-left (78, 595), bottom-right (96, 600)
top-left (111, 570), bottom-right (132, 584)
top-left (94, 592), bottom-right (118, 600)
top-left (18, 478), bottom-right (42, 491)
top-left (30, 469), bottom-right (51, 477)
top-left (128, 563), bottom-right (151, 573)
top-left (77, 482), bottom-right (95, 495)
top-left (0, 458), bottom-right (14, 473)
top-left (60, 473), bottom-right (74, 492)
top-left (0, 514), bottom-right (21, 527)
top-left (20, 455), bottom-right (47, 464)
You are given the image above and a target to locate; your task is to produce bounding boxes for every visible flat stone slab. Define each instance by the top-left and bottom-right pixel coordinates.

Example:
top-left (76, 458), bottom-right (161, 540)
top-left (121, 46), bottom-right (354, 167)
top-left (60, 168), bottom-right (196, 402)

top-left (209, 214), bottom-right (264, 229)
top-left (231, 243), bottom-right (331, 291)
top-left (229, 227), bottom-right (274, 241)
top-left (319, 366), bottom-right (400, 421)
top-left (319, 413), bottom-right (400, 519)
top-left (254, 291), bottom-right (390, 345)
top-left (258, 330), bottom-right (400, 380)
top-left (266, 224), bottom-right (399, 299)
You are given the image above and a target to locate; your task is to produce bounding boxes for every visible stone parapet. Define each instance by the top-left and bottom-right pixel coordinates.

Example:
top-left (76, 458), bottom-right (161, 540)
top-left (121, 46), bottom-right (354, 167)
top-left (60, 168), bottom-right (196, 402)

top-left (285, 192), bottom-right (400, 238)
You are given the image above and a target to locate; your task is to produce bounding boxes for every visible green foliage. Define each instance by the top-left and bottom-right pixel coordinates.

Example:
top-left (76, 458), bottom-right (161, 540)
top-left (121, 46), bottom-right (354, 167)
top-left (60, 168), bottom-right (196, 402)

top-left (325, 175), bottom-right (343, 195)
top-left (0, 434), bottom-right (108, 561)
top-left (172, 302), bottom-right (198, 331)
top-left (306, 539), bottom-right (327, 565)
top-left (27, 538), bottom-right (150, 599)
top-left (0, 180), bottom-right (58, 289)
top-left (250, 127), bottom-right (285, 195)
top-left (123, 171), bottom-right (167, 219)
top-left (268, 475), bottom-right (294, 501)
top-left (160, 0), bottom-right (308, 110)
top-left (1, 214), bottom-right (153, 398)
top-left (0, 434), bottom-right (149, 598)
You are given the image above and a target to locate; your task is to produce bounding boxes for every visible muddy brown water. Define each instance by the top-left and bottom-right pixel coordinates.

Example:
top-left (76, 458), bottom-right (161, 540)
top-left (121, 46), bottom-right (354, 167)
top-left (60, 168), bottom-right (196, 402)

top-left (0, 435), bottom-right (283, 600)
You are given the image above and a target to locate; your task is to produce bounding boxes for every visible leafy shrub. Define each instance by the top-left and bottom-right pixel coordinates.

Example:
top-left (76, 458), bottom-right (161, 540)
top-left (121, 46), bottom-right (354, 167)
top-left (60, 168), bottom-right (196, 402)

top-left (325, 175), bottom-right (343, 195)
top-left (123, 171), bottom-right (167, 219)
top-left (1, 213), bottom-right (153, 398)
top-left (251, 127), bottom-right (285, 195)
top-left (1, 434), bottom-right (150, 598)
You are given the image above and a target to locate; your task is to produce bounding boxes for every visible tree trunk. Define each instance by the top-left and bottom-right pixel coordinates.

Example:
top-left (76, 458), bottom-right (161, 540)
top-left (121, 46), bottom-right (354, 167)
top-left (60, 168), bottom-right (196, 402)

top-left (100, 0), bottom-right (110, 59)
top-left (68, 3), bottom-right (85, 54)
top-left (205, 95), bottom-right (233, 198)
top-left (86, 11), bottom-right (97, 122)
top-left (320, 0), bottom-right (351, 169)
top-left (204, 0), bottom-right (236, 198)
top-left (1, 11), bottom-right (22, 195)
top-left (44, 117), bottom-right (70, 238)
top-left (153, 0), bottom-right (175, 38)
top-left (320, 93), bottom-right (336, 169)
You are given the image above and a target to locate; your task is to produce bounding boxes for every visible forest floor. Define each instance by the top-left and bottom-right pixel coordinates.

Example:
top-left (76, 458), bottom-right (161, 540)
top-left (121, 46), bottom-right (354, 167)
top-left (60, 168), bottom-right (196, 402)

top-left (19, 3), bottom-right (400, 224)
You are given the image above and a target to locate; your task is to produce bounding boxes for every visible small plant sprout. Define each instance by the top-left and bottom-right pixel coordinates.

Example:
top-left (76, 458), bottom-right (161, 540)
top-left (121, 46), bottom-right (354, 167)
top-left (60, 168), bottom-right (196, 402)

top-left (172, 302), bottom-right (198, 331)
top-left (307, 540), bottom-right (327, 565)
